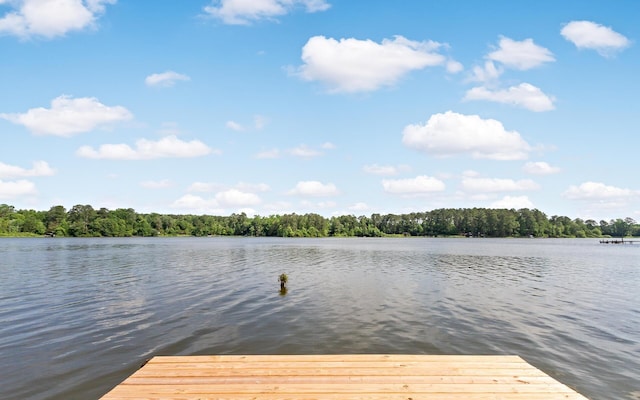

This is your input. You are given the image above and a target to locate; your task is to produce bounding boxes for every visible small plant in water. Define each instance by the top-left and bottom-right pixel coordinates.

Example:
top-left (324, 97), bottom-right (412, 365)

top-left (279, 273), bottom-right (288, 292)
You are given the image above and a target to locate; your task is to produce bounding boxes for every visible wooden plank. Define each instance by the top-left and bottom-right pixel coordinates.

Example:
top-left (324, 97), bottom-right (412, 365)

top-left (104, 383), bottom-right (571, 396)
top-left (149, 354), bottom-right (529, 365)
top-left (100, 395), bottom-right (586, 400)
top-left (125, 373), bottom-right (555, 382)
top-left (101, 355), bottom-right (588, 400)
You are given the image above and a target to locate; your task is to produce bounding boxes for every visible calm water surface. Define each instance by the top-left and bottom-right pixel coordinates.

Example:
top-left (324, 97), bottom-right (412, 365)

top-left (0, 237), bottom-right (638, 399)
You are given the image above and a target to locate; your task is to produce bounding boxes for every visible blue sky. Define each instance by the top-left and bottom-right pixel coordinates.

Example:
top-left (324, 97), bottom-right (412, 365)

top-left (1, 0), bottom-right (638, 221)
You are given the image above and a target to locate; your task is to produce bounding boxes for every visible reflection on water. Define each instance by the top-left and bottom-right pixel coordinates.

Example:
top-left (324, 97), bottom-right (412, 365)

top-left (0, 237), bottom-right (638, 399)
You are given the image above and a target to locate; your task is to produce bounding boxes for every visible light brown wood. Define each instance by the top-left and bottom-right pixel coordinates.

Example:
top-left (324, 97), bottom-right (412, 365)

top-left (101, 354), bottom-right (588, 399)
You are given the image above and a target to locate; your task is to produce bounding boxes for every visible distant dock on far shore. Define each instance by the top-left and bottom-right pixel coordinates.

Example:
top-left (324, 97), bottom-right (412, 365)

top-left (599, 239), bottom-right (637, 244)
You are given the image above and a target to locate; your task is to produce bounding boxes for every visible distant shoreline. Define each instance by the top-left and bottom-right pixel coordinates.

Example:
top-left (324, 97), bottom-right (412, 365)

top-left (0, 233), bottom-right (631, 240)
top-left (1, 204), bottom-right (637, 239)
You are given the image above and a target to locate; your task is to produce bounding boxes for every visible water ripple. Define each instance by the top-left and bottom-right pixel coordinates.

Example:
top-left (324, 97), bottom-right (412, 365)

top-left (0, 237), bottom-right (638, 400)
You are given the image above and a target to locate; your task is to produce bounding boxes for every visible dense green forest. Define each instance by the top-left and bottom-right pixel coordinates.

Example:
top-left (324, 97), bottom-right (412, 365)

top-left (0, 203), bottom-right (638, 238)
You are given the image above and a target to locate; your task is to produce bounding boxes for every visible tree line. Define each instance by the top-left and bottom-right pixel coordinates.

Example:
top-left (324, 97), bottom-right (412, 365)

top-left (0, 203), bottom-right (638, 238)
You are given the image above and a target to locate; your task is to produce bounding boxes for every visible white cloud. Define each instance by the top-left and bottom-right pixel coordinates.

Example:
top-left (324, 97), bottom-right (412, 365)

top-left (464, 83), bottom-right (555, 112)
top-left (382, 175), bottom-right (445, 194)
top-left (561, 20), bottom-right (631, 56)
top-left (226, 116), bottom-right (268, 131)
top-left (446, 59), bottom-right (463, 74)
top-left (0, 160), bottom-right (55, 179)
top-left (287, 181), bottom-right (339, 197)
top-left (172, 190), bottom-right (263, 213)
top-left (145, 71), bottom-right (190, 87)
top-left (487, 36), bottom-right (555, 70)
top-left (226, 120), bottom-right (244, 131)
top-left (0, 0), bottom-right (115, 39)
top-left (187, 181), bottom-right (270, 194)
top-left (461, 177), bottom-right (540, 192)
top-left (0, 179), bottom-right (37, 199)
top-left (362, 164), bottom-right (411, 176)
top-left (349, 202), bottom-right (370, 212)
top-left (140, 179), bottom-right (171, 189)
top-left (523, 161), bottom-right (561, 175)
top-left (1, 95), bottom-right (132, 137)
top-left (238, 208), bottom-right (257, 217)
top-left (289, 145), bottom-right (323, 158)
top-left (204, 0), bottom-right (330, 25)
top-left (563, 182), bottom-right (638, 200)
top-left (321, 142), bottom-right (335, 149)
top-left (490, 195), bottom-right (535, 209)
top-left (466, 39), bottom-right (555, 112)
top-left (300, 200), bottom-right (336, 210)
top-left (402, 111), bottom-right (531, 160)
top-left (76, 135), bottom-right (215, 160)
top-left (296, 35), bottom-right (446, 93)
top-left (215, 189), bottom-right (261, 207)
top-left (170, 194), bottom-right (221, 213)
top-left (470, 61), bottom-right (503, 84)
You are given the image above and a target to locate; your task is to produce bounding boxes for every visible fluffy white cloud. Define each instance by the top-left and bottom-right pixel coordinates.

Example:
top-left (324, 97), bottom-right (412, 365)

top-left (140, 179), bottom-right (171, 189)
top-left (0, 0), bottom-right (115, 39)
top-left (226, 120), bottom-right (244, 131)
top-left (145, 71), bottom-right (190, 87)
top-left (490, 195), bottom-right (535, 209)
top-left (172, 190), bottom-right (261, 213)
top-left (225, 115), bottom-right (269, 132)
top-left (0, 179), bottom-right (37, 198)
top-left (470, 61), bottom-right (503, 84)
top-left (321, 142), bottom-right (335, 150)
top-left (215, 189), bottom-right (261, 207)
top-left (296, 35), bottom-right (446, 93)
top-left (487, 36), bottom-right (555, 70)
top-left (523, 161), bottom-right (561, 175)
top-left (382, 175), bottom-right (445, 194)
top-left (289, 145), bottom-right (323, 158)
top-left (204, 0), bottom-right (330, 25)
top-left (349, 202), bottom-right (370, 212)
top-left (461, 177), bottom-right (540, 192)
top-left (299, 200), bottom-right (336, 210)
top-left (464, 83), bottom-right (555, 112)
top-left (363, 164), bottom-right (411, 176)
top-left (170, 194), bottom-right (222, 213)
top-left (446, 59), bottom-right (464, 74)
top-left (76, 135), bottom-right (215, 160)
top-left (563, 182), bottom-right (637, 200)
top-left (287, 181), bottom-right (339, 197)
top-left (402, 111), bottom-right (531, 160)
top-left (0, 160), bottom-right (55, 179)
top-left (1, 95), bottom-right (132, 137)
top-left (466, 38), bottom-right (555, 112)
top-left (188, 181), bottom-right (269, 194)
top-left (561, 20), bottom-right (630, 56)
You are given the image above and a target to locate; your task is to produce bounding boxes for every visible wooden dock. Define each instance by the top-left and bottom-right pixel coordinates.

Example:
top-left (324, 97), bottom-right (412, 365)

top-left (100, 354), bottom-right (588, 399)
top-left (600, 239), bottom-right (636, 244)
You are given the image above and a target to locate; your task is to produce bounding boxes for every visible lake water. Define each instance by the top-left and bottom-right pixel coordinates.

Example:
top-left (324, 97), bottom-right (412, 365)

top-left (0, 237), bottom-right (638, 399)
